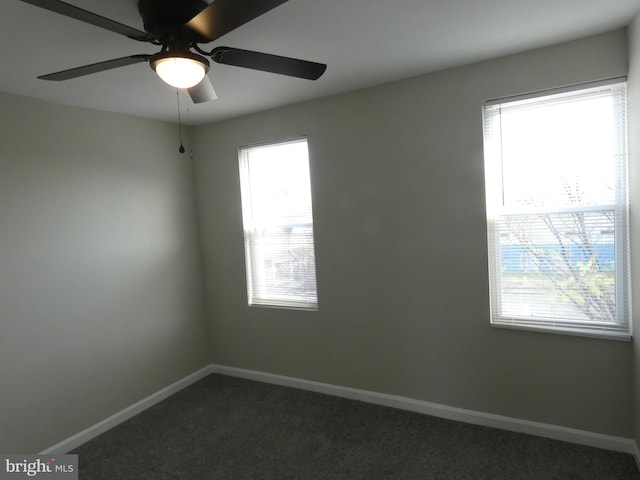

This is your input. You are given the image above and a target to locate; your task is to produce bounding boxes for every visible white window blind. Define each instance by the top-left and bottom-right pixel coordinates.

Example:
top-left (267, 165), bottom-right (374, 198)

top-left (239, 138), bottom-right (318, 310)
top-left (483, 79), bottom-right (630, 338)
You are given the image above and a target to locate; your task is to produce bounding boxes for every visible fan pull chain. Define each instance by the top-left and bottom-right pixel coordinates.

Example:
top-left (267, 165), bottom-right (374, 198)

top-left (187, 103), bottom-right (193, 160)
top-left (176, 89), bottom-right (185, 154)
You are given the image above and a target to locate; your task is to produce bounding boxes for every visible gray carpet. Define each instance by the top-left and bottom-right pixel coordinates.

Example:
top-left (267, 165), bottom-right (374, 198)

top-left (73, 374), bottom-right (639, 479)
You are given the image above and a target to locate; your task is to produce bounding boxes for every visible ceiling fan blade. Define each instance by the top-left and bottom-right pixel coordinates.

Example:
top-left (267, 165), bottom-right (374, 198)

top-left (38, 55), bottom-right (151, 81)
top-left (186, 0), bottom-right (288, 42)
top-left (188, 76), bottom-right (217, 104)
top-left (19, 0), bottom-right (152, 42)
top-left (211, 47), bottom-right (326, 80)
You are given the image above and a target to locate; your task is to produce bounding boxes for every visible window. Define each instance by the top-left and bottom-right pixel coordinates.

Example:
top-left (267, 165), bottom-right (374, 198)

top-left (239, 138), bottom-right (318, 310)
top-left (483, 79), bottom-right (630, 338)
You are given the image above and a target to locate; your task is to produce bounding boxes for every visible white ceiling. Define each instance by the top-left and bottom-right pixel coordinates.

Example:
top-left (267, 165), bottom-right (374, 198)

top-left (1, 0), bottom-right (639, 125)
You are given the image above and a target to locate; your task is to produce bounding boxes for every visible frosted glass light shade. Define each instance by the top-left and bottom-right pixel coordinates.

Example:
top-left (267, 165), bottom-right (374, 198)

top-left (154, 57), bottom-right (206, 89)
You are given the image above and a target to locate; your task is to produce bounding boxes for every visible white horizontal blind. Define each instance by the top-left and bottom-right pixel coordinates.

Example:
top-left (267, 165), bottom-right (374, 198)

top-left (239, 138), bottom-right (318, 310)
top-left (483, 80), bottom-right (630, 338)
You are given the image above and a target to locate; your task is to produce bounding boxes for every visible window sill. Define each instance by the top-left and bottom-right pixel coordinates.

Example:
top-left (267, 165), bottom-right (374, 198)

top-left (248, 301), bottom-right (318, 312)
top-left (491, 321), bottom-right (632, 342)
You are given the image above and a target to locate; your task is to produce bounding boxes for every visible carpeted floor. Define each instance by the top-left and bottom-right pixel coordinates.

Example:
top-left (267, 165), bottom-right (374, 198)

top-left (72, 374), bottom-right (639, 479)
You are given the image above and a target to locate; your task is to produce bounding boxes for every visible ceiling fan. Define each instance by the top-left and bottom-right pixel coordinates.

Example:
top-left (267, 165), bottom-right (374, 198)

top-left (19, 0), bottom-right (327, 103)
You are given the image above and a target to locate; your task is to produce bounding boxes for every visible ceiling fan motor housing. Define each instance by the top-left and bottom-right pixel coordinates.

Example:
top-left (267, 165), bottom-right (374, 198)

top-left (137, 0), bottom-right (210, 42)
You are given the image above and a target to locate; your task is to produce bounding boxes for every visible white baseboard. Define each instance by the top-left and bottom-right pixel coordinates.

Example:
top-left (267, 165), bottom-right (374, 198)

top-left (210, 364), bottom-right (638, 457)
top-left (40, 365), bottom-right (215, 454)
top-left (41, 362), bottom-right (638, 465)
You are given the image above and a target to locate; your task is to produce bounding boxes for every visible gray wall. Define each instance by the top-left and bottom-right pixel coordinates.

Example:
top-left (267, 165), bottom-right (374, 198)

top-left (628, 13), bottom-right (640, 451)
top-left (0, 93), bottom-right (210, 452)
top-left (193, 29), bottom-right (633, 438)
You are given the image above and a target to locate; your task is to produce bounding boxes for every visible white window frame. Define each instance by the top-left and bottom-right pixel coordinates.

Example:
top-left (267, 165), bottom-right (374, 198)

top-left (482, 79), bottom-right (631, 339)
top-left (238, 137), bottom-right (318, 310)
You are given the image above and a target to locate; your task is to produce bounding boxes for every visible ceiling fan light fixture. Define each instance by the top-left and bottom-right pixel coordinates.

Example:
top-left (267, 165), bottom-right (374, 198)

top-left (150, 51), bottom-right (210, 89)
